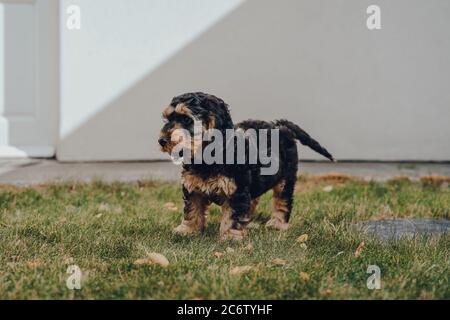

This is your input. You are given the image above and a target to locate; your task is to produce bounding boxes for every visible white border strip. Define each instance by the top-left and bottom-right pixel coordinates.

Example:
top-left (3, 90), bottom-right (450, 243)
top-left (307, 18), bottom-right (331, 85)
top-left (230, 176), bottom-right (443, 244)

top-left (0, 145), bottom-right (54, 158)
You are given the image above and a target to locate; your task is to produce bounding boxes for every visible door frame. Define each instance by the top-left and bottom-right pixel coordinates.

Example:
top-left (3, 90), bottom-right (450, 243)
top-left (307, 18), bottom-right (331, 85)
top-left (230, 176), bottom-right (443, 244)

top-left (0, 0), bottom-right (59, 158)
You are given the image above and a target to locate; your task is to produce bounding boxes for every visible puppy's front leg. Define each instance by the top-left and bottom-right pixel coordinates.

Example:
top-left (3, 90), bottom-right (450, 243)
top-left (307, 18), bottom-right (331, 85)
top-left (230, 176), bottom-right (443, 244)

top-left (173, 188), bottom-right (209, 235)
top-left (220, 189), bottom-right (252, 241)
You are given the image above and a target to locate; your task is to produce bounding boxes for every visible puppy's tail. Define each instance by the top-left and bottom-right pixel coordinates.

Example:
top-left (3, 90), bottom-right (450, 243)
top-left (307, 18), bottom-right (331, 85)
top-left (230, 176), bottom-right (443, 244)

top-left (274, 119), bottom-right (334, 161)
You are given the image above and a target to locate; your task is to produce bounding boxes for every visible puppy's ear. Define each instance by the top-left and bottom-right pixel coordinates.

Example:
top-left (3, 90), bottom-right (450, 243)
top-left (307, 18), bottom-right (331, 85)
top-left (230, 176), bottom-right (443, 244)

top-left (162, 106), bottom-right (175, 119)
top-left (206, 113), bottom-right (216, 130)
top-left (202, 95), bottom-right (233, 131)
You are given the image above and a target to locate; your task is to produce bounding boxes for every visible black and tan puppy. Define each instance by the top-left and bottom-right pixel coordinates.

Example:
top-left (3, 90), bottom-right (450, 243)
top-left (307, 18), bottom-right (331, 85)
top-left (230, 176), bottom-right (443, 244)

top-left (159, 92), bottom-right (333, 240)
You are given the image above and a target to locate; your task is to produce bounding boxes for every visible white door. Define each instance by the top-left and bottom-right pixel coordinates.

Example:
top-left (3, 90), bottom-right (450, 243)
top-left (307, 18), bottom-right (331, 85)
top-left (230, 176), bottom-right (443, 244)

top-left (0, 0), bottom-right (58, 158)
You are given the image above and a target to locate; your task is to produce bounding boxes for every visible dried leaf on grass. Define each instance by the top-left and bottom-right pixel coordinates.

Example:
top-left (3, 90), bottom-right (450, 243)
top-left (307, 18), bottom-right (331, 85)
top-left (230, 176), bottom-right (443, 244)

top-left (226, 247), bottom-right (235, 254)
top-left (229, 266), bottom-right (254, 276)
top-left (299, 272), bottom-right (310, 281)
top-left (296, 234), bottom-right (309, 243)
top-left (420, 175), bottom-right (450, 187)
top-left (98, 203), bottom-right (110, 212)
top-left (26, 258), bottom-right (43, 269)
top-left (247, 222), bottom-right (260, 229)
top-left (355, 242), bottom-right (365, 258)
top-left (163, 202), bottom-right (178, 211)
top-left (134, 252), bottom-right (169, 267)
top-left (272, 258), bottom-right (288, 266)
top-left (244, 243), bottom-right (254, 252)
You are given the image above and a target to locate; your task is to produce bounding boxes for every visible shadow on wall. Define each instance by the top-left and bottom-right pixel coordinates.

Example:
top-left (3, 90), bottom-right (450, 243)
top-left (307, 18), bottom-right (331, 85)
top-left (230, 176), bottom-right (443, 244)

top-left (57, 0), bottom-right (450, 161)
top-left (57, 0), bottom-right (335, 161)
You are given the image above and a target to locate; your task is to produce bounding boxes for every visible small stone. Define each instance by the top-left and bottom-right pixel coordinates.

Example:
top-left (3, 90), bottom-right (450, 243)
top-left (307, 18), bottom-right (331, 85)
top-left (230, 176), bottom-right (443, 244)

top-left (323, 185), bottom-right (333, 192)
top-left (356, 219), bottom-right (450, 242)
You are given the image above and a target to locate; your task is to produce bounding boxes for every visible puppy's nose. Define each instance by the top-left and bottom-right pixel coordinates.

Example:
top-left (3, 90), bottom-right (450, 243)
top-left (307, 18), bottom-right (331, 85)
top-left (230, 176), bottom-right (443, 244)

top-left (158, 137), bottom-right (169, 147)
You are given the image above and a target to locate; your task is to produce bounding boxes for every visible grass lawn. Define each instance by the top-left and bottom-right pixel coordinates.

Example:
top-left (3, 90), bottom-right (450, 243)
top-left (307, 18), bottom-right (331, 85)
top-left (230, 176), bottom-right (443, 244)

top-left (0, 175), bottom-right (449, 300)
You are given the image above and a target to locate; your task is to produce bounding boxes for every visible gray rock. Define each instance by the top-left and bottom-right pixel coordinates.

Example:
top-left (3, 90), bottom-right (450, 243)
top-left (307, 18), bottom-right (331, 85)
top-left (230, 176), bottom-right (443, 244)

top-left (356, 219), bottom-right (450, 242)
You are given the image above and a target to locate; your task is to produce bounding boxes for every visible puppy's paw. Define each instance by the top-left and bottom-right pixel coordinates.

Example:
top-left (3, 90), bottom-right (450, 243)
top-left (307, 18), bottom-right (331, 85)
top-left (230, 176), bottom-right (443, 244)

top-left (220, 228), bottom-right (245, 241)
top-left (265, 218), bottom-right (290, 231)
top-left (173, 223), bottom-right (200, 236)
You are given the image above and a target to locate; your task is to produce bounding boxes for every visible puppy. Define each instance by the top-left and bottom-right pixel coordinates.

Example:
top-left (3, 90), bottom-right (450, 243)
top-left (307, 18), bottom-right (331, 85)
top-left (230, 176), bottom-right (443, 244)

top-left (159, 92), bottom-right (333, 240)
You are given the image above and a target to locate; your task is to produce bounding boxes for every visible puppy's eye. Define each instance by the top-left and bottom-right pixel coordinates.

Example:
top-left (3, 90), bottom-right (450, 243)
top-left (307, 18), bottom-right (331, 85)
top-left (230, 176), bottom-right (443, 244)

top-left (180, 117), bottom-right (193, 126)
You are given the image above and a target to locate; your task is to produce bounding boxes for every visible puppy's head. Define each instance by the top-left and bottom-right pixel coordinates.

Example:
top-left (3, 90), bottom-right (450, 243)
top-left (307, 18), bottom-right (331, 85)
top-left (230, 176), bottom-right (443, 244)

top-left (158, 92), bottom-right (233, 158)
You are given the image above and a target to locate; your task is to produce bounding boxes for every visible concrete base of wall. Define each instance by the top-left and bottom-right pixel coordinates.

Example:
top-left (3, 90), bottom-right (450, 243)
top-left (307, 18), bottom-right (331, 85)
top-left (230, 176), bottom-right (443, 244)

top-left (1, 160), bottom-right (449, 186)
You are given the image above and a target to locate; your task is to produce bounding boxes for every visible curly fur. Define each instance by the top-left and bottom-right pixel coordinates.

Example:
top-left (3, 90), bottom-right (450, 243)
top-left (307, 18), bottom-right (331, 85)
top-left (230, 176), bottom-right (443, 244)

top-left (159, 92), bottom-right (334, 240)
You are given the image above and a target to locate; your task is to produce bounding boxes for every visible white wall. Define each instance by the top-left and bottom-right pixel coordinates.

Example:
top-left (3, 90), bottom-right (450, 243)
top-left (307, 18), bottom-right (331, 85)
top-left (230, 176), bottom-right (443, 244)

top-left (47, 0), bottom-right (450, 161)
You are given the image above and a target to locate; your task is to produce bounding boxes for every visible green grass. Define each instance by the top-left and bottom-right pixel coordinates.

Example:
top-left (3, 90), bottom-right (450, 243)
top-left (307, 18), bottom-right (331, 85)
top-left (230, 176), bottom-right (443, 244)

top-left (0, 176), bottom-right (449, 300)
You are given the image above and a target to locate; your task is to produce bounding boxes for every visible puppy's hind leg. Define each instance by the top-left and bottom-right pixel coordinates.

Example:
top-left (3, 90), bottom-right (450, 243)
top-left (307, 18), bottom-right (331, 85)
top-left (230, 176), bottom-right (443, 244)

top-left (266, 177), bottom-right (296, 231)
top-left (173, 189), bottom-right (209, 235)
